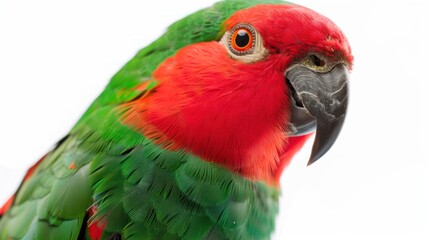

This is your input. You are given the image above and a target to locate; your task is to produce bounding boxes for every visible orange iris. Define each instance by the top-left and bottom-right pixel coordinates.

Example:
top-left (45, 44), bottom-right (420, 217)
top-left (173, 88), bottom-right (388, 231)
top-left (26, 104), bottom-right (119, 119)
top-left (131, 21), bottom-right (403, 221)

top-left (231, 27), bottom-right (253, 52)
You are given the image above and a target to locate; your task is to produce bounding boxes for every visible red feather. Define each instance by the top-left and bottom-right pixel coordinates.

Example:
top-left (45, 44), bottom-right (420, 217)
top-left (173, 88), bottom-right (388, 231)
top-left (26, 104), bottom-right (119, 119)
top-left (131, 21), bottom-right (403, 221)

top-left (87, 206), bottom-right (106, 240)
top-left (0, 195), bottom-right (14, 217)
top-left (122, 4), bottom-right (352, 185)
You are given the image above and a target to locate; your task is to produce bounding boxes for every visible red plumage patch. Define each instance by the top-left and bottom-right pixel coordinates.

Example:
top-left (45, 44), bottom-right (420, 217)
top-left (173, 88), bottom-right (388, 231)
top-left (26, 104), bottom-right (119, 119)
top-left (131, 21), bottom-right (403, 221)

top-left (0, 195), bottom-right (14, 217)
top-left (122, 4), bottom-right (352, 186)
top-left (123, 42), bottom-right (289, 185)
top-left (87, 206), bottom-right (106, 240)
top-left (225, 5), bottom-right (353, 64)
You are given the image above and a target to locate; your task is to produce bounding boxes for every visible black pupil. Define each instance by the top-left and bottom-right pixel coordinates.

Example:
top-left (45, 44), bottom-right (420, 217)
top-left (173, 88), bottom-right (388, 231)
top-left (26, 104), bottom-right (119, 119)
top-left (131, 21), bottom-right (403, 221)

top-left (235, 30), bottom-right (250, 48)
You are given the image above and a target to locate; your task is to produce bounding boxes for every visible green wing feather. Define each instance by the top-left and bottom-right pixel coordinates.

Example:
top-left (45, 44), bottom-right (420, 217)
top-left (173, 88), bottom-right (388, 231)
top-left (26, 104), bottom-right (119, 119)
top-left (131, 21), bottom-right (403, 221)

top-left (0, 136), bottom-right (93, 239)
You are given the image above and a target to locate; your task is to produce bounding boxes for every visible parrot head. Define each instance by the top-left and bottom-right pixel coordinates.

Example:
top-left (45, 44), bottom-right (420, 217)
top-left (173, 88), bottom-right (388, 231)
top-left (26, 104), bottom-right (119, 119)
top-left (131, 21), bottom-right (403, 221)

top-left (122, 2), bottom-right (353, 185)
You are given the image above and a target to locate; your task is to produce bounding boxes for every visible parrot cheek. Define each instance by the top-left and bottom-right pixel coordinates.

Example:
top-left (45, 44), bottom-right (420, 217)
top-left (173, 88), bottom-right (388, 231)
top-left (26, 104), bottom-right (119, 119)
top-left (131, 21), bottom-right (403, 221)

top-left (286, 63), bottom-right (349, 165)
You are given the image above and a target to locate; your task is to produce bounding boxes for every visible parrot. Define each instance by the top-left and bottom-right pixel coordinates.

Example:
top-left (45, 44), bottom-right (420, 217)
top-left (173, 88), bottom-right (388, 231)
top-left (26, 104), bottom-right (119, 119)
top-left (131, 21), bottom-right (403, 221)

top-left (0, 0), bottom-right (353, 239)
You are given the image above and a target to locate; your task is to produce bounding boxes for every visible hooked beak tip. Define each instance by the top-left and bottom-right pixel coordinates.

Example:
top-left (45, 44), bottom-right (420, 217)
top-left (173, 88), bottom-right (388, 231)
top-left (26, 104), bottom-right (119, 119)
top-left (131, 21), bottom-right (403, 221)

top-left (286, 63), bottom-right (349, 165)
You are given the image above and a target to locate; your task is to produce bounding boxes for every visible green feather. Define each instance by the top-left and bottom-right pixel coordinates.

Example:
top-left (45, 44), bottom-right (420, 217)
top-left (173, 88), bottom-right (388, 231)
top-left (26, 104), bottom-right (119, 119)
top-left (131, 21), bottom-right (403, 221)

top-left (0, 0), bottom-right (288, 239)
top-left (0, 136), bottom-right (93, 239)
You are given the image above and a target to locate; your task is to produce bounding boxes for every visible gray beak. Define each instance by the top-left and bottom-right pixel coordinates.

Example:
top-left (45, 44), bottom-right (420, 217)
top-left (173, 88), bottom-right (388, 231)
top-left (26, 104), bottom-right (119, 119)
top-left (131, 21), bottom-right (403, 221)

top-left (286, 64), bottom-right (349, 165)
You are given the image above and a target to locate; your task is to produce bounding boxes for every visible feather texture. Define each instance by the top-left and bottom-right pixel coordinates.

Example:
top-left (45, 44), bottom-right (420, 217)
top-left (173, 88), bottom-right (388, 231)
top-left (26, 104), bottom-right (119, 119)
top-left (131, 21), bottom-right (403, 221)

top-left (0, 0), bottom-right (352, 238)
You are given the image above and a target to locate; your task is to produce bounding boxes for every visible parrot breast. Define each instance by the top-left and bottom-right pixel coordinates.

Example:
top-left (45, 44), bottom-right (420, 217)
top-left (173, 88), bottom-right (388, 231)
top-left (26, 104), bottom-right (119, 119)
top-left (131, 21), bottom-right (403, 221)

top-left (122, 41), bottom-right (291, 185)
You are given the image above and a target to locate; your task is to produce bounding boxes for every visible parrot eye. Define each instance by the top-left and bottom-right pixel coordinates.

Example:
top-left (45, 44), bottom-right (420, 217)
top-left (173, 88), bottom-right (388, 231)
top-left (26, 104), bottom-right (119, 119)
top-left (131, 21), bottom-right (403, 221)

top-left (220, 23), bottom-right (268, 63)
top-left (230, 25), bottom-right (255, 54)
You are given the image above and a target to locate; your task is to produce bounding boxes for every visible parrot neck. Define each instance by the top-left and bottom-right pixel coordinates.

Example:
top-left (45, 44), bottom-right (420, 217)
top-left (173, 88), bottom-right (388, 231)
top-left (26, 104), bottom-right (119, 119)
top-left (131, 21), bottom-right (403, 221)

top-left (122, 42), bottom-right (304, 185)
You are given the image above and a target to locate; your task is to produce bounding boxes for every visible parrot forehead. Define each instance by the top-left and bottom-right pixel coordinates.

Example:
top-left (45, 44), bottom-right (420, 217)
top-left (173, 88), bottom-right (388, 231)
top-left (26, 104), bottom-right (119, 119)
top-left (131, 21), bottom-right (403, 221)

top-left (224, 4), bottom-right (353, 63)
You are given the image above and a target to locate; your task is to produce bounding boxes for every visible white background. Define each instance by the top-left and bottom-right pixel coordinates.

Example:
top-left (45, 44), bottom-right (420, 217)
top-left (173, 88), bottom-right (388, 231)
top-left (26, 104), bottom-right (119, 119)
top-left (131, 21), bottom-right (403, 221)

top-left (0, 0), bottom-right (427, 239)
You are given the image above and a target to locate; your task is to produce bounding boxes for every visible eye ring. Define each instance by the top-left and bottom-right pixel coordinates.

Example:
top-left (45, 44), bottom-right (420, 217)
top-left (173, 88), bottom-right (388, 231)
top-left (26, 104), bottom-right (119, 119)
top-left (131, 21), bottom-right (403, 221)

top-left (220, 23), bottom-right (268, 63)
top-left (228, 24), bottom-right (256, 55)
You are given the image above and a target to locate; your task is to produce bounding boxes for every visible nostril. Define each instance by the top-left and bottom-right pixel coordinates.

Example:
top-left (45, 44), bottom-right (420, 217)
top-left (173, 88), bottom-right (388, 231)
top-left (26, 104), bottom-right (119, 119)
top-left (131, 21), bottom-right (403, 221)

top-left (310, 55), bottom-right (326, 67)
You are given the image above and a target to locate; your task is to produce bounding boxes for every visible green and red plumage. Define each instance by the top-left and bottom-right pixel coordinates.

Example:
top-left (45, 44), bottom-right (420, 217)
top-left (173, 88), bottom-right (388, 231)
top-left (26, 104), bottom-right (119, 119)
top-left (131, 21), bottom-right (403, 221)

top-left (0, 0), bottom-right (352, 239)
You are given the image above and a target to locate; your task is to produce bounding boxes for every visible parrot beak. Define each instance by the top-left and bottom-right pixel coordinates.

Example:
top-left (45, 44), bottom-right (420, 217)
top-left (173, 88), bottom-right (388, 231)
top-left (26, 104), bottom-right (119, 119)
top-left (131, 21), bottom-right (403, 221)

top-left (286, 64), bottom-right (349, 165)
